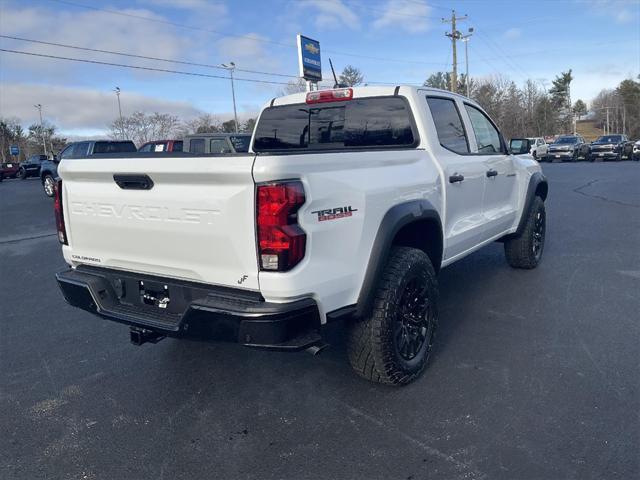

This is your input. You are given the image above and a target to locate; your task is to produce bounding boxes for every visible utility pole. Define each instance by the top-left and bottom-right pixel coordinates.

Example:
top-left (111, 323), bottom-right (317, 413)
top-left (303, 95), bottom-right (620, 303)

top-left (114, 87), bottom-right (124, 139)
top-left (443, 10), bottom-right (467, 94)
top-left (461, 27), bottom-right (473, 98)
top-left (221, 62), bottom-right (239, 133)
top-left (34, 103), bottom-right (48, 157)
top-left (606, 107), bottom-right (610, 135)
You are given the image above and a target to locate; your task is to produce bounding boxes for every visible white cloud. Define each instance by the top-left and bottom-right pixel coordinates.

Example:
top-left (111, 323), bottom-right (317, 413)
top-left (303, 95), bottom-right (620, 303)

top-left (0, 2), bottom-right (194, 77)
top-left (0, 83), bottom-right (204, 133)
top-left (141, 0), bottom-right (228, 21)
top-left (504, 28), bottom-right (521, 40)
top-left (297, 0), bottom-right (360, 30)
top-left (372, 0), bottom-right (432, 34)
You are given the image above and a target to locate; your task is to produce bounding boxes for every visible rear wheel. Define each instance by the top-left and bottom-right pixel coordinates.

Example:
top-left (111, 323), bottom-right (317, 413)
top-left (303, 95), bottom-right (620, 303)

top-left (347, 247), bottom-right (438, 385)
top-left (18, 168), bottom-right (27, 179)
top-left (43, 174), bottom-right (55, 197)
top-left (505, 196), bottom-right (546, 269)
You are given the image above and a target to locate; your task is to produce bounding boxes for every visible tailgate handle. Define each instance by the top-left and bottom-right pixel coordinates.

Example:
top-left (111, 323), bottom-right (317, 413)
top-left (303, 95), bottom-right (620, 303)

top-left (113, 174), bottom-right (154, 190)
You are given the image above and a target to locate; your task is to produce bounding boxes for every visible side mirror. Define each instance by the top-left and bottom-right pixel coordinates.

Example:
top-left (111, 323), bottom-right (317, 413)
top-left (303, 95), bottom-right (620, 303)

top-left (509, 138), bottom-right (532, 155)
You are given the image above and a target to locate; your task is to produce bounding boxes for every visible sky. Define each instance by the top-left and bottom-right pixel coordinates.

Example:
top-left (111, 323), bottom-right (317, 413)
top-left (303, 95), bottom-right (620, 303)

top-left (0, 0), bottom-right (639, 137)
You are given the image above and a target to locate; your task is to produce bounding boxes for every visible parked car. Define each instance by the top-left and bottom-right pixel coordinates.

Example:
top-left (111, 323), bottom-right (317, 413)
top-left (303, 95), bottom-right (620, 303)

top-left (526, 137), bottom-right (548, 160)
top-left (544, 135), bottom-right (589, 162)
top-left (0, 161), bottom-right (20, 181)
top-left (40, 140), bottom-right (137, 197)
top-left (18, 154), bottom-right (48, 179)
top-left (633, 140), bottom-right (640, 161)
top-left (54, 86), bottom-right (548, 385)
top-left (588, 134), bottom-right (634, 161)
top-left (138, 140), bottom-right (183, 153)
top-left (183, 133), bottom-right (251, 154)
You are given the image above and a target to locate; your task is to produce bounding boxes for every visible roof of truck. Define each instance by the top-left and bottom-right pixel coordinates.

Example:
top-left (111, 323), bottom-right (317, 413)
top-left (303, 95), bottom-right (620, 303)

top-left (269, 85), bottom-right (473, 108)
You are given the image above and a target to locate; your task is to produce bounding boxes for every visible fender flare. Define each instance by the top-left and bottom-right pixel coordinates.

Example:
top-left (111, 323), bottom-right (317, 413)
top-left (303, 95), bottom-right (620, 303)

top-left (506, 172), bottom-right (548, 239)
top-left (355, 199), bottom-right (442, 318)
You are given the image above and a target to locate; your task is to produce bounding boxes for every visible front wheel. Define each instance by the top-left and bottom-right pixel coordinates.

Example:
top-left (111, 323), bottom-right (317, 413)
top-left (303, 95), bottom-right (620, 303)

top-left (505, 196), bottom-right (546, 269)
top-left (42, 174), bottom-right (56, 197)
top-left (18, 168), bottom-right (27, 180)
top-left (347, 247), bottom-right (438, 385)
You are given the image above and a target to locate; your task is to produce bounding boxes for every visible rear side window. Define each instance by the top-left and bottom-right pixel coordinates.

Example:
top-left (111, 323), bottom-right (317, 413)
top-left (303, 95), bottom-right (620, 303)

top-left (229, 135), bottom-right (251, 152)
top-left (93, 141), bottom-right (137, 153)
top-left (426, 97), bottom-right (469, 154)
top-left (464, 104), bottom-right (503, 154)
top-left (210, 138), bottom-right (231, 154)
top-left (190, 138), bottom-right (205, 154)
top-left (253, 97), bottom-right (416, 152)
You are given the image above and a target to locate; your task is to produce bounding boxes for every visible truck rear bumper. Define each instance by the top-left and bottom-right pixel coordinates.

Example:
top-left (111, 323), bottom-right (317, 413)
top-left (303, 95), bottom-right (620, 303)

top-left (56, 266), bottom-right (322, 351)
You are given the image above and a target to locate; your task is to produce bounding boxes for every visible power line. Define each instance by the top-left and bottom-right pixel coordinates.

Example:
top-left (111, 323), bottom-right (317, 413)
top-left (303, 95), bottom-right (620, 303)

top-left (0, 35), bottom-right (298, 79)
top-left (45, 0), bottom-right (444, 66)
top-left (0, 48), bottom-right (291, 85)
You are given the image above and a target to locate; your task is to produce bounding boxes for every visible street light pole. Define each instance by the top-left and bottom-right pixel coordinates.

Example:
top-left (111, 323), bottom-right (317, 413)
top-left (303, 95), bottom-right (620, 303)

top-left (114, 87), bottom-right (124, 139)
top-left (34, 103), bottom-right (48, 157)
top-left (221, 62), bottom-right (239, 133)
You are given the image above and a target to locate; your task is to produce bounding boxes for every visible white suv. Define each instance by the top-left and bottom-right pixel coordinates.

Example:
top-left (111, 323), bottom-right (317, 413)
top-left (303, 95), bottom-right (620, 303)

top-left (54, 86), bottom-right (548, 385)
top-left (527, 137), bottom-right (548, 160)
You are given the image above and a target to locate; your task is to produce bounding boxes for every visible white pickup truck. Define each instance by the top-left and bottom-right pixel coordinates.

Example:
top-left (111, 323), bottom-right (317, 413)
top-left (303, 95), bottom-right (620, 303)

top-left (55, 86), bottom-right (548, 385)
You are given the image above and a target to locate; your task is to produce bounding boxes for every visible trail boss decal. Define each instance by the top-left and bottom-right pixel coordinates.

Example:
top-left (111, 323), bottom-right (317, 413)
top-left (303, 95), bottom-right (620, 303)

top-left (311, 206), bottom-right (357, 222)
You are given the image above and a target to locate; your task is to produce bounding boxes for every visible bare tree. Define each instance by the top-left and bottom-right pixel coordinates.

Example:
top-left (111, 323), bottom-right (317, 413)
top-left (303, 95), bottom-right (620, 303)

top-left (110, 111), bottom-right (181, 146)
top-left (279, 78), bottom-right (307, 96)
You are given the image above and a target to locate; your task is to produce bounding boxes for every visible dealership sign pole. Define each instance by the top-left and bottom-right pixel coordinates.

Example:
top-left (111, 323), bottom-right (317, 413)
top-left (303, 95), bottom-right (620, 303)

top-left (297, 34), bottom-right (322, 92)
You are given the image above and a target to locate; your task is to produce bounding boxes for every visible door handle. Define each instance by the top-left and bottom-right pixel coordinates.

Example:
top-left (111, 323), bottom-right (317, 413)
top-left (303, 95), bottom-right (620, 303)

top-left (449, 173), bottom-right (465, 183)
top-left (486, 169), bottom-right (498, 178)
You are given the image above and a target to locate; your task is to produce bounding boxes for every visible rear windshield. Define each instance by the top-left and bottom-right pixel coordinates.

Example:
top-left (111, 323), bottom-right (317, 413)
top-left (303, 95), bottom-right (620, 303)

top-left (253, 97), bottom-right (416, 152)
top-left (229, 135), bottom-right (251, 152)
top-left (93, 141), bottom-right (137, 153)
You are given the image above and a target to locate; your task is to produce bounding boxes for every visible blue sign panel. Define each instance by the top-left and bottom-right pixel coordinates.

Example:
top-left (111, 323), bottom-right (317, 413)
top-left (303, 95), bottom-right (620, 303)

top-left (297, 34), bottom-right (322, 82)
top-left (10, 145), bottom-right (19, 156)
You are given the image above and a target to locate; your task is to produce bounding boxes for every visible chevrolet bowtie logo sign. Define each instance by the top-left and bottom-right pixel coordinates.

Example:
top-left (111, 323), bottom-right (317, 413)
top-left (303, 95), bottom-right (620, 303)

top-left (304, 42), bottom-right (320, 55)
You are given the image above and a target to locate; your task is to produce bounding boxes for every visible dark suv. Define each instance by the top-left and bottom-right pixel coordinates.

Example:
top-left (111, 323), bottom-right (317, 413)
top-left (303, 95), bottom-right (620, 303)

top-left (40, 140), bottom-right (137, 197)
top-left (545, 135), bottom-right (589, 162)
top-left (18, 154), bottom-right (49, 179)
top-left (588, 134), bottom-right (634, 161)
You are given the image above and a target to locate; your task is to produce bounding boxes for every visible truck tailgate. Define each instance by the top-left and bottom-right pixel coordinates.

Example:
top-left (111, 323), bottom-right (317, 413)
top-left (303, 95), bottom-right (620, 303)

top-left (58, 155), bottom-right (259, 290)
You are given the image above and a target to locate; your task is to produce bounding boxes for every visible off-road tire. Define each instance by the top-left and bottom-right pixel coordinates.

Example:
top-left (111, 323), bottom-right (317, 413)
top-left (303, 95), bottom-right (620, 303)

top-left (347, 247), bottom-right (438, 386)
top-left (505, 196), bottom-right (546, 269)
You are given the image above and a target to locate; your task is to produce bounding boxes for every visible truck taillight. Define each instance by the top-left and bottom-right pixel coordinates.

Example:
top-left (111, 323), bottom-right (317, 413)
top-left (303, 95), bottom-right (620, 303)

top-left (256, 181), bottom-right (306, 272)
top-left (54, 179), bottom-right (67, 245)
top-left (306, 88), bottom-right (353, 104)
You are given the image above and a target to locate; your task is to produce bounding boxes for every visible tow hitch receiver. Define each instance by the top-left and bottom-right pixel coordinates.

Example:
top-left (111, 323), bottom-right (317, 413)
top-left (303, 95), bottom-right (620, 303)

top-left (130, 327), bottom-right (166, 346)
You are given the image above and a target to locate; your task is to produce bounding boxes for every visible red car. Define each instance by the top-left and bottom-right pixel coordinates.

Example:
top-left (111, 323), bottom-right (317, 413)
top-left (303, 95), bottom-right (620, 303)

top-left (0, 161), bottom-right (20, 181)
top-left (137, 140), bottom-right (183, 153)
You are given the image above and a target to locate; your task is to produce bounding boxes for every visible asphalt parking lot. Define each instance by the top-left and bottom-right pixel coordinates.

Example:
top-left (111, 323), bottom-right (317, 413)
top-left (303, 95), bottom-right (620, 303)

top-left (1, 164), bottom-right (639, 480)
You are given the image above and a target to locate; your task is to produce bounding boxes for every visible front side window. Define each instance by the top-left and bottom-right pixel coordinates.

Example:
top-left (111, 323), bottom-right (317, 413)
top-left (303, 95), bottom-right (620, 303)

top-left (172, 141), bottom-right (183, 152)
top-left (190, 138), bottom-right (205, 154)
top-left (253, 97), bottom-right (416, 152)
top-left (210, 138), bottom-right (231, 154)
top-left (464, 104), bottom-right (503, 154)
top-left (426, 97), bottom-right (469, 154)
